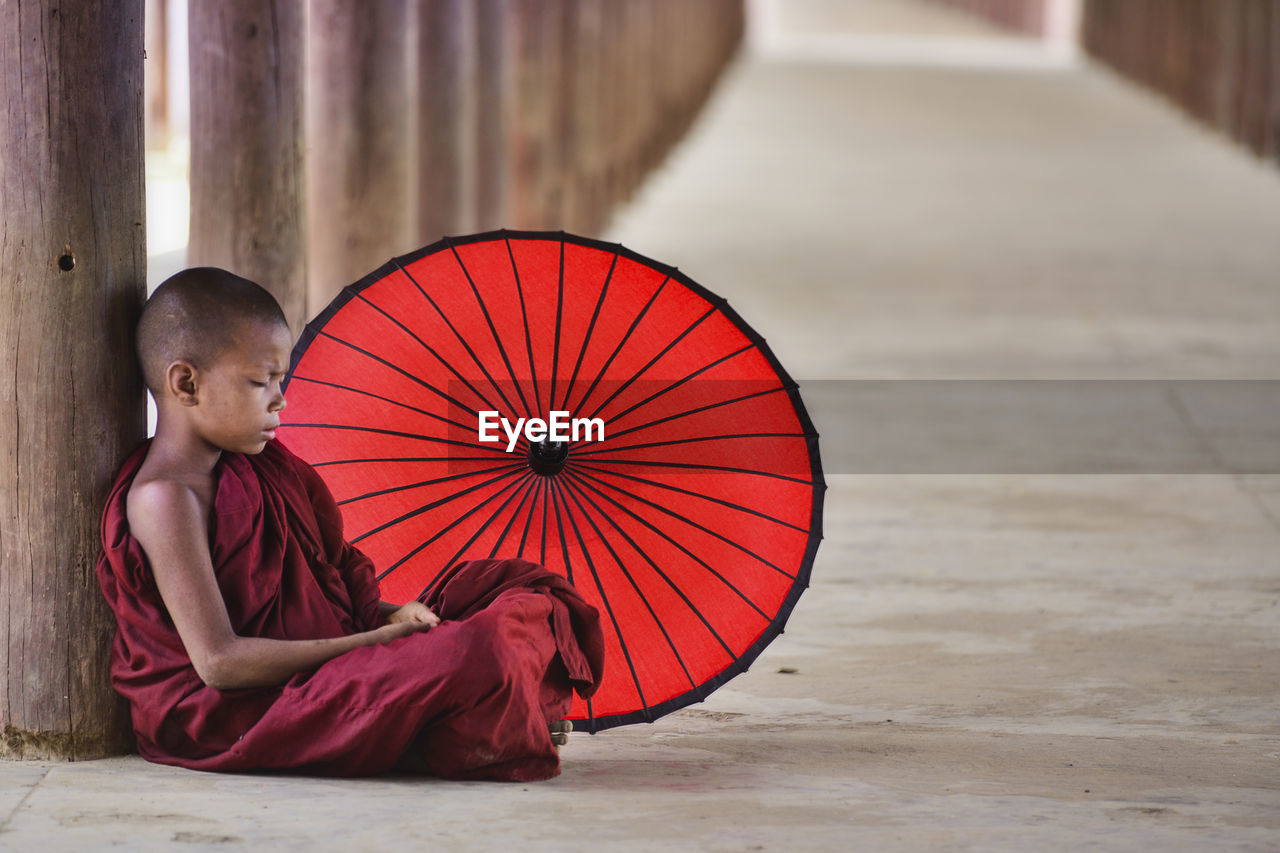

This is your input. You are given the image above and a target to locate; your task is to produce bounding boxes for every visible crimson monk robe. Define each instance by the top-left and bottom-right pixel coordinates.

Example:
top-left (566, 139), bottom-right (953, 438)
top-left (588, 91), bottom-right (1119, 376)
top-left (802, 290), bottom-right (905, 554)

top-left (96, 439), bottom-right (604, 780)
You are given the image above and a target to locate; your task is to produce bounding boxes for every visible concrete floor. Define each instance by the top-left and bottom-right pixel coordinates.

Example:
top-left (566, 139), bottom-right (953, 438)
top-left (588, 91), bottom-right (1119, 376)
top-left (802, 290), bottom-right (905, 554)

top-left (4, 2), bottom-right (1280, 851)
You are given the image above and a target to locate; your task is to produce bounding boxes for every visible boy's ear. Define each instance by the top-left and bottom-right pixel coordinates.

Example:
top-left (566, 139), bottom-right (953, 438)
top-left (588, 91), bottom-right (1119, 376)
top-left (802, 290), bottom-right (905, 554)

top-left (165, 360), bottom-right (200, 406)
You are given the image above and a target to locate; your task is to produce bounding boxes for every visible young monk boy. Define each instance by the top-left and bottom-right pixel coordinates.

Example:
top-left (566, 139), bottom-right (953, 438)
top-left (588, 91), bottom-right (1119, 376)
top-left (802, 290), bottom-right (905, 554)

top-left (96, 267), bottom-right (603, 780)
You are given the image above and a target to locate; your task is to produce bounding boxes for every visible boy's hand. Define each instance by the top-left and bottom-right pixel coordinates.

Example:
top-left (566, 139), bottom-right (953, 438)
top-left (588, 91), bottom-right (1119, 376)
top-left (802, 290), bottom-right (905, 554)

top-left (368, 619), bottom-right (434, 645)
top-left (385, 601), bottom-right (440, 628)
top-left (367, 603), bottom-right (439, 645)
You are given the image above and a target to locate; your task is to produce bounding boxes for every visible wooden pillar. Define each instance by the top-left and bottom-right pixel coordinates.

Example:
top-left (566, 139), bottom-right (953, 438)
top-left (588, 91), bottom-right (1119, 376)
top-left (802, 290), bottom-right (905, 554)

top-left (1269, 1), bottom-right (1280, 165)
top-left (557, 0), bottom-right (579, 232)
top-left (621, 0), bottom-right (641, 207)
top-left (1239, 0), bottom-right (1271, 155)
top-left (145, 0), bottom-right (169, 150)
top-left (542, 0), bottom-right (566, 229)
top-left (307, 0), bottom-right (414, 315)
top-left (416, 0), bottom-right (478, 240)
top-left (0, 0), bottom-right (145, 759)
top-left (474, 0), bottom-right (511, 231)
top-left (1217, 1), bottom-right (1245, 141)
top-left (565, 0), bottom-right (607, 233)
top-left (188, 0), bottom-right (308, 333)
top-left (507, 0), bottom-right (565, 229)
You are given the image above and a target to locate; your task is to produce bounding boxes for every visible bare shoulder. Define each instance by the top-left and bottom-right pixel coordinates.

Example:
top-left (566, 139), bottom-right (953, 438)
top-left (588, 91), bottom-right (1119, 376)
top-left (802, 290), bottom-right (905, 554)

top-left (125, 474), bottom-right (211, 551)
top-left (122, 468), bottom-right (241, 683)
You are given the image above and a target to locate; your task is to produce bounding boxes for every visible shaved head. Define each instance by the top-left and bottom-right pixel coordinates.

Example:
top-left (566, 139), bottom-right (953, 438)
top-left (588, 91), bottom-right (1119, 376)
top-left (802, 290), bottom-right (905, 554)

top-left (137, 268), bottom-right (289, 396)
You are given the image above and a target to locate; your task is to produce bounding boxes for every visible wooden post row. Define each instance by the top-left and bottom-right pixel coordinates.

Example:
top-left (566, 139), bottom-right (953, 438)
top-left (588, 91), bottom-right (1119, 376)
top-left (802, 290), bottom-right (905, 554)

top-left (411, 0), bottom-right (748, 239)
top-left (1081, 0), bottom-right (1279, 166)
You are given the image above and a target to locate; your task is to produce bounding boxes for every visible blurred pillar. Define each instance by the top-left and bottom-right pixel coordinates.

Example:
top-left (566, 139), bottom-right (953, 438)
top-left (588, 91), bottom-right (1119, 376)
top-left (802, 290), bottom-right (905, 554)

top-left (410, 0), bottom-right (745, 238)
top-left (1082, 0), bottom-right (1280, 167)
top-left (307, 0), bottom-right (414, 314)
top-left (507, 0), bottom-right (565, 229)
top-left (145, 0), bottom-right (169, 150)
top-left (416, 0), bottom-right (478, 240)
top-left (474, 0), bottom-right (511, 231)
top-left (188, 0), bottom-right (308, 332)
top-left (0, 0), bottom-right (145, 759)
top-left (565, 0), bottom-right (607, 233)
top-left (921, 0), bottom-right (1050, 36)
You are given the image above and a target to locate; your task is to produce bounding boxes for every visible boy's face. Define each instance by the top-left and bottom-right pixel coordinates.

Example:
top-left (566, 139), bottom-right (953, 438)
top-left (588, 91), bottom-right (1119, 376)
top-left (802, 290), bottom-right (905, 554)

top-left (189, 318), bottom-right (291, 455)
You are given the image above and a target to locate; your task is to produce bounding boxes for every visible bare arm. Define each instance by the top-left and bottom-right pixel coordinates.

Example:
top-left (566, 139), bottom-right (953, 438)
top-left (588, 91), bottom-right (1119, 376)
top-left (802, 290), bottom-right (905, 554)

top-left (127, 480), bottom-right (432, 690)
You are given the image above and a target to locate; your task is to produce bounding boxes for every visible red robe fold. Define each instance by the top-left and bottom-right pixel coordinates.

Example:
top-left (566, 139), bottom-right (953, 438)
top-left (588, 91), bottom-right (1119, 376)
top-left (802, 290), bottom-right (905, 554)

top-left (96, 440), bottom-right (604, 780)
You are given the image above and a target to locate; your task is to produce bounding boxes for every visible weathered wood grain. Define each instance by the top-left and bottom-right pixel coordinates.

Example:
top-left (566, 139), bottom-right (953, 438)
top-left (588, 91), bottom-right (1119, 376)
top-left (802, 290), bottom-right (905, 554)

top-left (0, 0), bottom-right (146, 759)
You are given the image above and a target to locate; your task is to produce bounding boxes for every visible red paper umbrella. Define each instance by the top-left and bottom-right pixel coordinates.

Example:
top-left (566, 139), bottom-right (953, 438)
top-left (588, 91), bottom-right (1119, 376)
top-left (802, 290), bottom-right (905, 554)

top-left (279, 231), bottom-right (824, 731)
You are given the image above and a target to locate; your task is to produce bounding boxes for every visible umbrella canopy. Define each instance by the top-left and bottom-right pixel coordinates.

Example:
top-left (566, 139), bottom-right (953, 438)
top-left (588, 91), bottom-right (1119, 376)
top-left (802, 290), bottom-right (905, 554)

top-left (279, 230), bottom-right (824, 731)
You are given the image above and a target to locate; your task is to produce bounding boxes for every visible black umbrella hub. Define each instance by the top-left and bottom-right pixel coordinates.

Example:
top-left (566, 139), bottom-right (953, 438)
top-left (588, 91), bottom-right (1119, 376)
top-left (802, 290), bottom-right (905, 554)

top-left (528, 439), bottom-right (570, 475)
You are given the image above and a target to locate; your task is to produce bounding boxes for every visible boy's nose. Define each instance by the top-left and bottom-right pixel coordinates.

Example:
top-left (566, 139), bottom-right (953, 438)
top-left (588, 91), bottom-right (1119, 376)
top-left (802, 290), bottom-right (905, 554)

top-left (271, 394), bottom-right (287, 413)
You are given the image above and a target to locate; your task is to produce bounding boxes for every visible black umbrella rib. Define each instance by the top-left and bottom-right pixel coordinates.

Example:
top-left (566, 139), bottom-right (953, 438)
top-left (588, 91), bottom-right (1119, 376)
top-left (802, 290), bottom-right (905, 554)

top-left (516, 474), bottom-right (542, 560)
top-left (374, 472), bottom-right (531, 580)
top-left (549, 238), bottom-right (566, 413)
top-left (570, 275), bottom-right (670, 421)
top-left (560, 250), bottom-right (619, 414)
top-left (583, 305), bottom-right (718, 424)
top-left (539, 476), bottom-right (550, 570)
top-left (547, 474), bottom-right (574, 590)
top-left (337, 460), bottom-right (527, 507)
top-left (391, 259), bottom-right (522, 419)
top-left (596, 385), bottom-right (789, 444)
top-left (549, 479), bottom-right (597, 734)
top-left (487, 474), bottom-right (541, 559)
top-left (571, 462), bottom-right (810, 534)
top-left (447, 238), bottom-right (534, 420)
top-left (573, 457), bottom-right (816, 486)
top-left (436, 469), bottom-right (539, 574)
top-left (504, 235), bottom-right (541, 425)
top-left (287, 374), bottom-right (478, 436)
top-left (558, 476), bottom-right (701, 693)
top-left (313, 455), bottom-right (510, 468)
top-left (314, 330), bottom-right (480, 414)
top-left (354, 466), bottom-right (522, 546)
top-left (552, 476), bottom-right (650, 719)
top-left (571, 466), bottom-right (795, 584)
top-left (597, 342), bottom-right (754, 429)
top-left (284, 422), bottom-right (504, 455)
top-left (572, 432), bottom-right (808, 458)
top-left (561, 468), bottom-right (770, 624)
top-left (345, 293), bottom-right (511, 417)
